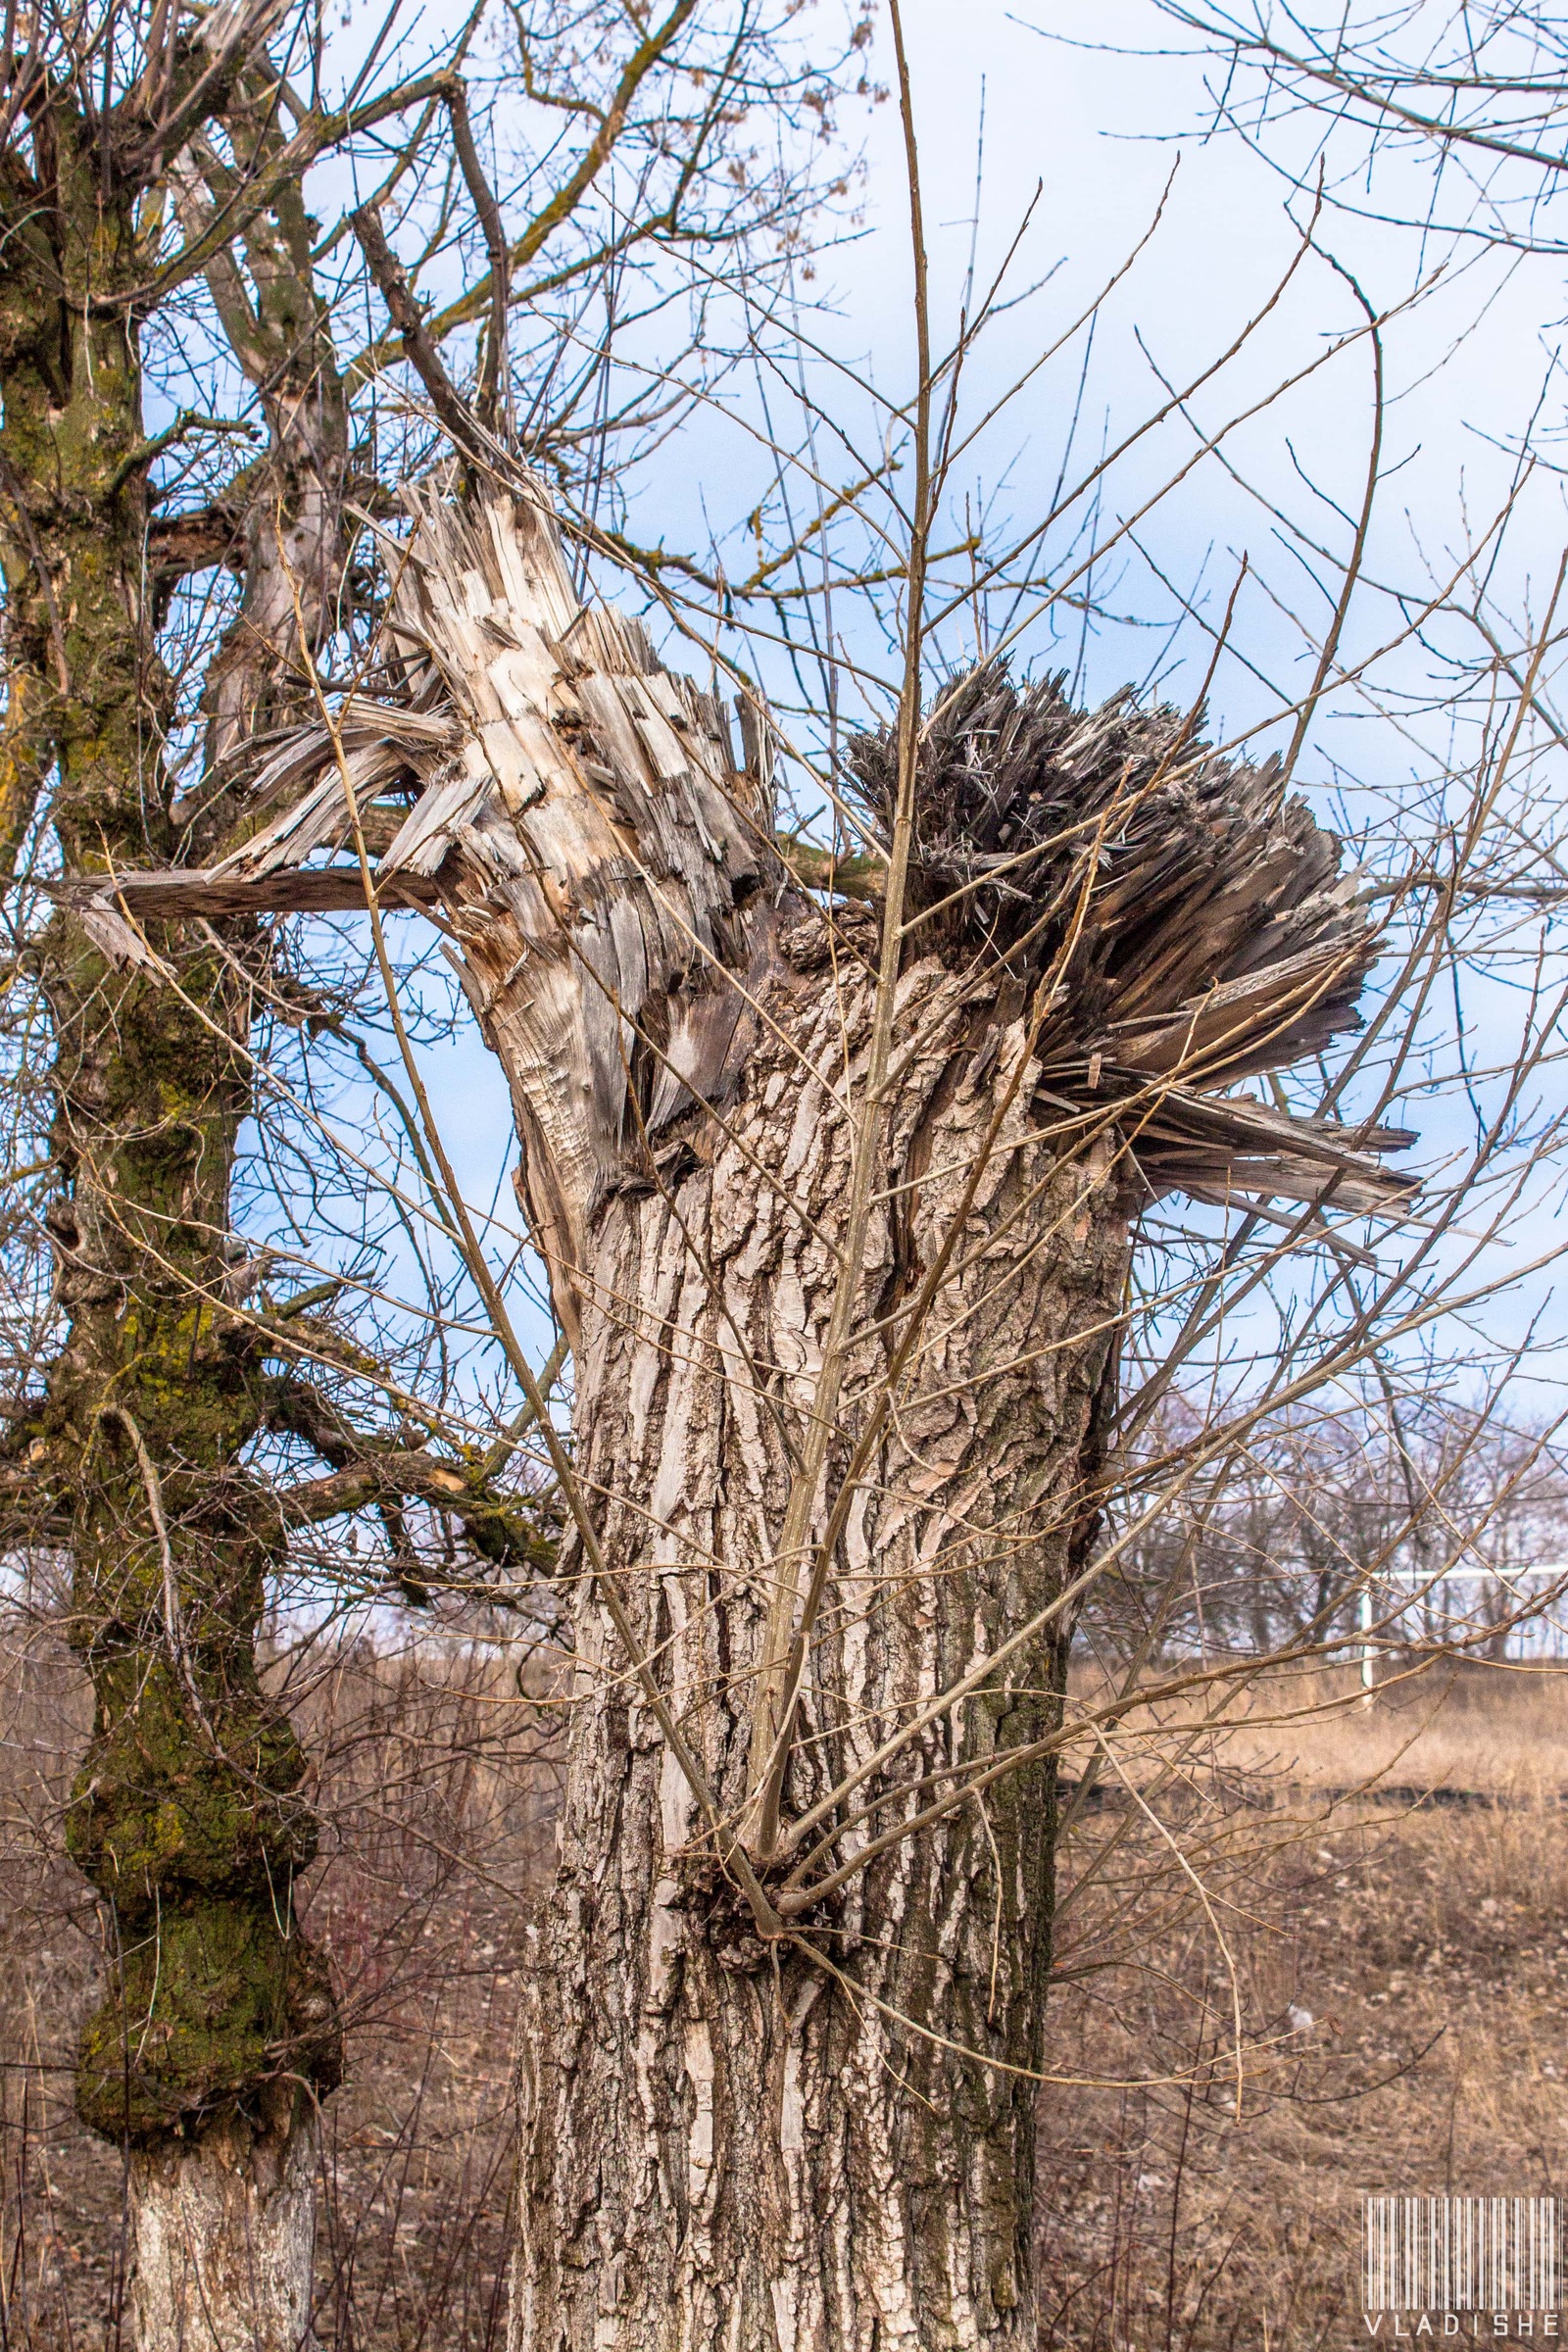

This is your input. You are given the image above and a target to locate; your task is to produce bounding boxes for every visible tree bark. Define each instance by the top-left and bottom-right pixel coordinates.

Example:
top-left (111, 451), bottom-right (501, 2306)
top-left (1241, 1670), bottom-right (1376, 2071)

top-left (0, 61), bottom-right (342, 2352)
top-left (254, 483), bottom-right (1395, 2352)
top-left (129, 2102), bottom-right (319, 2352)
top-left (169, 71), bottom-right (351, 778)
top-left (509, 950), bottom-right (1131, 2352)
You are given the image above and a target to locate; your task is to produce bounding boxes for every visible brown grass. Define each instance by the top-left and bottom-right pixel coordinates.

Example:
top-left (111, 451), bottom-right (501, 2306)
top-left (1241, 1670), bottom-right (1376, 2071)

top-left (0, 1634), bottom-right (1564, 2348)
top-left (1038, 1661), bottom-right (1568, 2347)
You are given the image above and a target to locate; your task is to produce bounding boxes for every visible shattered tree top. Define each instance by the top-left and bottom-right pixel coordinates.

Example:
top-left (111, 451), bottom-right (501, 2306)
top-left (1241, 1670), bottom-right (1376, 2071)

top-left (58, 475), bottom-right (1415, 1229)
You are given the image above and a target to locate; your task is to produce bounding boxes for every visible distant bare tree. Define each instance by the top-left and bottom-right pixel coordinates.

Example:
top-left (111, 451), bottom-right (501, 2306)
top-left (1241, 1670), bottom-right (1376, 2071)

top-left (1089, 1399), bottom-right (1568, 1667)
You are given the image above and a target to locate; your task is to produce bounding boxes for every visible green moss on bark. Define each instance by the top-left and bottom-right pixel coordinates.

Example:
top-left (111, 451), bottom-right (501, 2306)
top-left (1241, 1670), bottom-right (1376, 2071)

top-left (0, 85), bottom-right (342, 2151)
top-left (67, 1661), bottom-right (318, 1903)
top-left (76, 1896), bottom-right (341, 2141)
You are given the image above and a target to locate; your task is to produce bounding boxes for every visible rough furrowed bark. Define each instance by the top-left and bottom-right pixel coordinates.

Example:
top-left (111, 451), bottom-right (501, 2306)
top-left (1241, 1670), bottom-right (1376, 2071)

top-left (514, 951), bottom-right (1132, 2351)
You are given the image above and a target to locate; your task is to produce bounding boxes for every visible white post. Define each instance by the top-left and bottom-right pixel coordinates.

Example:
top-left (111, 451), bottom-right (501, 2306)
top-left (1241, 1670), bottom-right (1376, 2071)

top-left (1359, 1581), bottom-right (1375, 1701)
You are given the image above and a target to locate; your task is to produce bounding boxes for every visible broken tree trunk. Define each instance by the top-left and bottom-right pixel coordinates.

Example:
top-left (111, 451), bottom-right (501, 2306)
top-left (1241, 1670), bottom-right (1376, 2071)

top-left (84, 477), bottom-right (1414, 2350)
top-left (513, 972), bottom-right (1132, 2347)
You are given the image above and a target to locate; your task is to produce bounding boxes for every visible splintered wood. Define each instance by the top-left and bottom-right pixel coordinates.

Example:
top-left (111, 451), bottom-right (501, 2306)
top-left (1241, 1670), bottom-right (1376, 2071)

top-left (67, 472), bottom-right (1413, 1290)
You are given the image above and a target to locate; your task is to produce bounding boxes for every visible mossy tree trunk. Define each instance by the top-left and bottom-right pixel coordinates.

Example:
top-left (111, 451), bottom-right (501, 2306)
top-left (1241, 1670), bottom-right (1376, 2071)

top-left (0, 9), bottom-right (839, 2334)
top-left (0, 56), bottom-right (343, 2351)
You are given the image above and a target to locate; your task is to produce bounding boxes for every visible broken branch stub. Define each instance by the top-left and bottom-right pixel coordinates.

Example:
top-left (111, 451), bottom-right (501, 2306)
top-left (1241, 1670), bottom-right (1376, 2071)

top-left (841, 658), bottom-right (1414, 1199)
top-left (381, 488), bottom-right (785, 1347)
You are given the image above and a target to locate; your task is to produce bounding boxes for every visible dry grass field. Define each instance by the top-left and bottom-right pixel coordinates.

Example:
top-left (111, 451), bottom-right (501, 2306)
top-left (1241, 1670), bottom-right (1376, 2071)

top-left (0, 1632), bottom-right (1563, 2348)
top-left (1038, 1663), bottom-right (1568, 2347)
